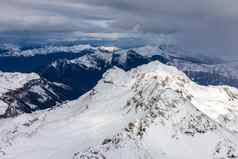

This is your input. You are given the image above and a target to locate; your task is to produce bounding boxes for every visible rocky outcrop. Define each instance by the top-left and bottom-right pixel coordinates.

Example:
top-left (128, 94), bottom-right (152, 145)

top-left (0, 78), bottom-right (76, 118)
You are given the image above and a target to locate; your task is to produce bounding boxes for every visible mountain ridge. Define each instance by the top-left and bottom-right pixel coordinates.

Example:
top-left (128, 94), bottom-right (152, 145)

top-left (0, 72), bottom-right (77, 117)
top-left (0, 61), bottom-right (237, 159)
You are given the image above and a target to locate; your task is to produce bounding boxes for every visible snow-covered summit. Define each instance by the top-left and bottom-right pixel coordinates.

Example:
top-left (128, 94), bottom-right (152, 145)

top-left (127, 61), bottom-right (238, 123)
top-left (0, 72), bottom-right (39, 94)
top-left (0, 61), bottom-right (238, 159)
top-left (97, 46), bottom-right (120, 53)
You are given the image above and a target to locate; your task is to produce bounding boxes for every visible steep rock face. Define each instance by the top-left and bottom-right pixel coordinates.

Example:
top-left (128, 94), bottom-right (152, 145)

top-left (0, 61), bottom-right (237, 159)
top-left (39, 48), bottom-right (162, 97)
top-left (0, 72), bottom-right (76, 117)
top-left (40, 51), bottom-right (112, 96)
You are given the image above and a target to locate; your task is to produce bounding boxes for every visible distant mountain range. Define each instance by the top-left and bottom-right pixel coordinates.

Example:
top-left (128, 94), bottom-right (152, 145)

top-left (0, 43), bottom-right (238, 159)
top-left (39, 45), bottom-right (238, 97)
top-left (0, 44), bottom-right (238, 117)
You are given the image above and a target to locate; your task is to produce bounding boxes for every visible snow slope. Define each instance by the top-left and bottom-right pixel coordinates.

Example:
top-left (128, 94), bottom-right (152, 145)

top-left (0, 61), bottom-right (238, 159)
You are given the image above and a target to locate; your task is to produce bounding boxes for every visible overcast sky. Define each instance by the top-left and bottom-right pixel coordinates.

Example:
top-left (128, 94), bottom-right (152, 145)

top-left (0, 0), bottom-right (238, 58)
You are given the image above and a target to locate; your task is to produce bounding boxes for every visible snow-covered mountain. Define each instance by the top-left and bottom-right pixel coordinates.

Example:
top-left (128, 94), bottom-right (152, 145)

top-left (0, 44), bottom-right (97, 73)
top-left (1, 44), bottom-right (237, 89)
top-left (39, 46), bottom-right (168, 97)
top-left (0, 45), bottom-right (94, 57)
top-left (0, 72), bottom-right (76, 118)
top-left (40, 50), bottom-right (113, 96)
top-left (1, 44), bottom-right (238, 106)
top-left (39, 45), bottom-right (238, 101)
top-left (0, 61), bottom-right (237, 159)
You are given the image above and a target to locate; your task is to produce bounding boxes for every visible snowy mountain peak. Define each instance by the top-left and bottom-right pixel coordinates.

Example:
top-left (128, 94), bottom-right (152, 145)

top-left (104, 61), bottom-right (238, 123)
top-left (97, 46), bottom-right (120, 53)
top-left (0, 61), bottom-right (238, 159)
top-left (0, 72), bottom-right (40, 94)
top-left (73, 61), bottom-right (238, 159)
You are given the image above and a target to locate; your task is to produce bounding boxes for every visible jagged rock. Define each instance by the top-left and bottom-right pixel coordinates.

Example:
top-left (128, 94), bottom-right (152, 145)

top-left (0, 72), bottom-right (76, 117)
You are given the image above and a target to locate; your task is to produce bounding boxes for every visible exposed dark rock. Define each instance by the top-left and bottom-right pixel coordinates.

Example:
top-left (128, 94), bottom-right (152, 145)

top-left (0, 78), bottom-right (76, 118)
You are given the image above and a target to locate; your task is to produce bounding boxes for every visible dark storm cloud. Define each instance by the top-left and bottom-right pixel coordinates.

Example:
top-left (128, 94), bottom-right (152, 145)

top-left (0, 1), bottom-right (108, 32)
top-left (0, 0), bottom-right (238, 58)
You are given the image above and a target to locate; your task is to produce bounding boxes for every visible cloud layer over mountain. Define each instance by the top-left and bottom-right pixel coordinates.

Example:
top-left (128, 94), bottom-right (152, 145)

top-left (1, 0), bottom-right (238, 58)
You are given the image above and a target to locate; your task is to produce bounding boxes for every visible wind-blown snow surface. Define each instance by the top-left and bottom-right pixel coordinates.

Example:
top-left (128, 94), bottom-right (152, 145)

top-left (0, 61), bottom-right (238, 159)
